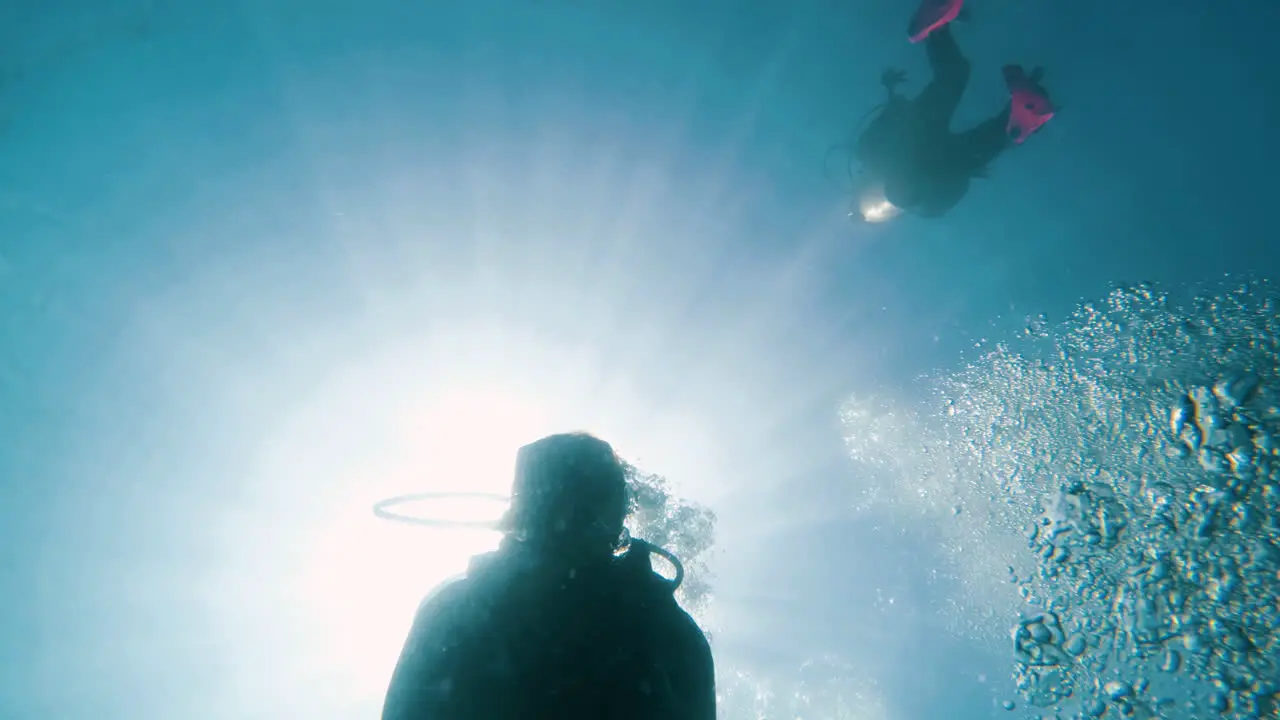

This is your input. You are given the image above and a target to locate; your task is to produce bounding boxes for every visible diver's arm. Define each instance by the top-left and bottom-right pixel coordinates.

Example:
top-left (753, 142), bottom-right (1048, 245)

top-left (381, 584), bottom-right (473, 720)
top-left (696, 622), bottom-right (716, 712)
top-left (690, 625), bottom-right (717, 720)
top-left (666, 609), bottom-right (717, 720)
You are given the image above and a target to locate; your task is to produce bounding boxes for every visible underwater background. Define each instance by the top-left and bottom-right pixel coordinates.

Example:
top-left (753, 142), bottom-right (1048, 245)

top-left (2, 0), bottom-right (1279, 718)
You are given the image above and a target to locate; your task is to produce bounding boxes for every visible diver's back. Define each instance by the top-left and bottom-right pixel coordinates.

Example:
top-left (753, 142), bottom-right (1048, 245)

top-left (473, 550), bottom-right (697, 719)
top-left (384, 543), bottom-right (712, 720)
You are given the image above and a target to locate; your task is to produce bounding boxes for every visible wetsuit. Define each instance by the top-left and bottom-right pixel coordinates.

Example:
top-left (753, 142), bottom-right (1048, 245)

top-left (381, 538), bottom-right (716, 720)
top-left (858, 26), bottom-right (1012, 218)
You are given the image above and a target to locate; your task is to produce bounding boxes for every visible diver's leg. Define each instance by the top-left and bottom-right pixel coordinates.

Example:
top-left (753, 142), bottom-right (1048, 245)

top-left (913, 25), bottom-right (970, 133)
top-left (950, 65), bottom-right (1054, 175)
top-left (1003, 65), bottom-right (1056, 144)
top-left (953, 107), bottom-right (1013, 173)
top-left (908, 0), bottom-right (966, 43)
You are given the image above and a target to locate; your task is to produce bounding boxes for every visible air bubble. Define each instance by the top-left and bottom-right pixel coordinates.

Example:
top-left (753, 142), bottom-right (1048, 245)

top-left (1104, 681), bottom-right (1131, 700)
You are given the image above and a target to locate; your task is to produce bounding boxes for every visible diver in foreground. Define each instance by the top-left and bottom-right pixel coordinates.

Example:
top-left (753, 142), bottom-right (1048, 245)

top-left (381, 432), bottom-right (716, 720)
top-left (851, 0), bottom-right (1056, 221)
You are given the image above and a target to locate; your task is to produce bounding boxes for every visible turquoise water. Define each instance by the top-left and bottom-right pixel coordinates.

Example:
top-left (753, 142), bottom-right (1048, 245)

top-left (2, 1), bottom-right (1278, 718)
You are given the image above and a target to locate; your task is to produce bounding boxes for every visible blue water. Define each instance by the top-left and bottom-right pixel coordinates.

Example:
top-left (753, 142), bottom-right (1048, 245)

top-left (3, 1), bottom-right (1278, 718)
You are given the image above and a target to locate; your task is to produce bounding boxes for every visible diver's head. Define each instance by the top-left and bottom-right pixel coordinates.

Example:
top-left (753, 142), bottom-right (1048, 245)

top-left (499, 432), bottom-right (629, 558)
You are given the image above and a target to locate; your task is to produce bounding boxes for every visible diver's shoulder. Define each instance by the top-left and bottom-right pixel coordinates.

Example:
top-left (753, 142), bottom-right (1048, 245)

top-left (639, 581), bottom-right (708, 647)
top-left (411, 576), bottom-right (472, 624)
top-left (671, 604), bottom-right (711, 648)
top-left (412, 550), bottom-right (504, 618)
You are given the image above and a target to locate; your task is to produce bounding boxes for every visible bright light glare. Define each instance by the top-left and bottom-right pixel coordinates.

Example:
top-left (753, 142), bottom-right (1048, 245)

top-left (296, 385), bottom-right (552, 700)
top-left (857, 186), bottom-right (902, 223)
top-left (143, 87), bottom-right (871, 718)
top-left (206, 377), bottom-right (569, 711)
top-left (398, 386), bottom-right (554, 497)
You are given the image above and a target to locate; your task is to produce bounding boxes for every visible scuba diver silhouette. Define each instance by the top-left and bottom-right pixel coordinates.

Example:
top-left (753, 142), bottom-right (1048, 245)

top-left (381, 432), bottom-right (716, 720)
top-left (850, 0), bottom-right (1056, 221)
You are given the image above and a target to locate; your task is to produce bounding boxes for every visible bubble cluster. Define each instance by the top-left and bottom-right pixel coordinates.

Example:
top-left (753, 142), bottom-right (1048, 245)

top-left (715, 655), bottom-right (886, 720)
top-left (843, 281), bottom-right (1280, 719)
top-left (624, 462), bottom-right (717, 613)
top-left (1010, 369), bottom-right (1280, 719)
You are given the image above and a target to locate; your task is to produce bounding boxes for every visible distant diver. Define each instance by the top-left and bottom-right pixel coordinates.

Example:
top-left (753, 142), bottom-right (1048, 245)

top-left (849, 0), bottom-right (1056, 222)
top-left (381, 432), bottom-right (716, 720)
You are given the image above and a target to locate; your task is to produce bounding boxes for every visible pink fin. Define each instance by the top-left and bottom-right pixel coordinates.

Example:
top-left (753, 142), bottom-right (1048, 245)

top-left (1003, 64), bottom-right (1056, 144)
top-left (908, 0), bottom-right (966, 43)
